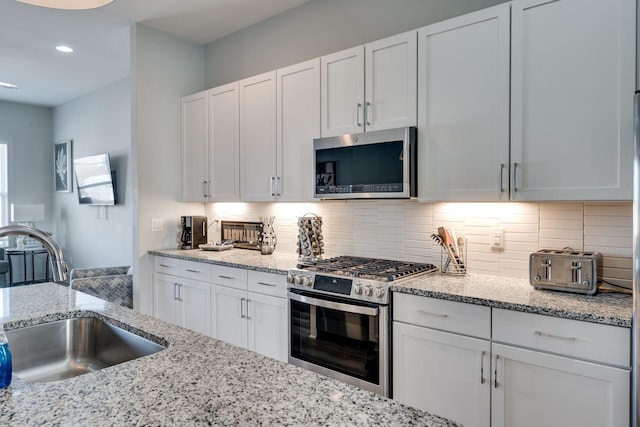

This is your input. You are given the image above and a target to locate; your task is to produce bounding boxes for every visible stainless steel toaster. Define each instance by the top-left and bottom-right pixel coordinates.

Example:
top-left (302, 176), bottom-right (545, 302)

top-left (529, 249), bottom-right (603, 295)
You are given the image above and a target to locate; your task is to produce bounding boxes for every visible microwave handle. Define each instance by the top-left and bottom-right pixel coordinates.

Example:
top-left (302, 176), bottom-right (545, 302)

top-left (288, 291), bottom-right (378, 317)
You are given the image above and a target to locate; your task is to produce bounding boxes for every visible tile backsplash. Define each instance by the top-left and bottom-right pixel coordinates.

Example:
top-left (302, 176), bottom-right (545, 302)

top-left (205, 200), bottom-right (632, 288)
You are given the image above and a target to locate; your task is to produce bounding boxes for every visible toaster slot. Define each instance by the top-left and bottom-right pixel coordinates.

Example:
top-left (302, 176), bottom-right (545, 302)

top-left (570, 261), bottom-right (581, 284)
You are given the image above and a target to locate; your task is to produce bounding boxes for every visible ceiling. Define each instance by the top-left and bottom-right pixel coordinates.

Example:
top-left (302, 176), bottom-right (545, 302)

top-left (0, 0), bottom-right (310, 107)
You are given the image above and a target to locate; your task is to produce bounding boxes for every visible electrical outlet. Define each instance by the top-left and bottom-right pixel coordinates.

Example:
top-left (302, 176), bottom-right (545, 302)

top-left (490, 227), bottom-right (504, 249)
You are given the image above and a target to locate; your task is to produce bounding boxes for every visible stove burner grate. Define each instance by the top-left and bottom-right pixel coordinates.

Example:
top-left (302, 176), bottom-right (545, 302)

top-left (297, 256), bottom-right (437, 282)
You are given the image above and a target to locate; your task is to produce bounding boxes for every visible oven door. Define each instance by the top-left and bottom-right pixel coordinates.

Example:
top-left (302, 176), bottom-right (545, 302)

top-left (288, 290), bottom-right (388, 396)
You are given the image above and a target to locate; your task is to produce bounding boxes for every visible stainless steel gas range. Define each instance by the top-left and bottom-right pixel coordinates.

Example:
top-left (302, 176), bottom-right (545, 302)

top-left (287, 256), bottom-right (437, 396)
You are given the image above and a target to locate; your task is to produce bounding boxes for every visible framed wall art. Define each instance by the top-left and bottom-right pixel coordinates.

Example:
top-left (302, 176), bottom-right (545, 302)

top-left (54, 139), bottom-right (73, 193)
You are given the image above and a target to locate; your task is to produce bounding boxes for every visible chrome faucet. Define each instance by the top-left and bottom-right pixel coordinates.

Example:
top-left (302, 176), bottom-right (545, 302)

top-left (0, 225), bottom-right (68, 282)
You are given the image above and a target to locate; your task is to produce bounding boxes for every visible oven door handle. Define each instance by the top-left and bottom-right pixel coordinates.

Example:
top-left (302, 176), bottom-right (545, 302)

top-left (287, 292), bottom-right (379, 316)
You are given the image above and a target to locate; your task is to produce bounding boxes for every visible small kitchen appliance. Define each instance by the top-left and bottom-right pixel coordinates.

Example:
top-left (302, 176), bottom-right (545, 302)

top-left (220, 221), bottom-right (262, 250)
top-left (313, 127), bottom-right (417, 199)
top-left (179, 216), bottom-right (207, 250)
top-left (287, 256), bottom-right (437, 396)
top-left (529, 248), bottom-right (602, 295)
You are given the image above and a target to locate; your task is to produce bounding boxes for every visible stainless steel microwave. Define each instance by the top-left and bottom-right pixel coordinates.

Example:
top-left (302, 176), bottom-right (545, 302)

top-left (313, 127), bottom-right (417, 199)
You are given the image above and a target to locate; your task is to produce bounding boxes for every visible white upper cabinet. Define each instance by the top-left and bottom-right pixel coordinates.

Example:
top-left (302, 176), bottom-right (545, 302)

top-left (418, 4), bottom-right (510, 201)
top-left (276, 59), bottom-right (321, 201)
top-left (180, 90), bottom-right (209, 202)
top-left (510, 0), bottom-right (634, 201)
top-left (239, 71), bottom-right (277, 202)
top-left (365, 31), bottom-right (418, 132)
top-left (321, 31), bottom-right (417, 137)
top-left (208, 82), bottom-right (240, 201)
top-left (180, 84), bottom-right (240, 202)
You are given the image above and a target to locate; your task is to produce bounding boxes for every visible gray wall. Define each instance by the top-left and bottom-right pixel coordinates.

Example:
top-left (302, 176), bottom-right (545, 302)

top-left (132, 24), bottom-right (205, 314)
top-left (52, 78), bottom-right (132, 270)
top-left (205, 0), bottom-right (506, 88)
top-left (0, 101), bottom-right (53, 235)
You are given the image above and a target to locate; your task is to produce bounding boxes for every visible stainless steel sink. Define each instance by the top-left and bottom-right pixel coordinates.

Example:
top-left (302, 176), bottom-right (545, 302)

top-left (4, 316), bottom-right (166, 383)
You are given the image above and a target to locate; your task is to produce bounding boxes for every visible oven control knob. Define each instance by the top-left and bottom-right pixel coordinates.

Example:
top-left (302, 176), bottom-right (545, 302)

top-left (286, 274), bottom-right (294, 284)
top-left (302, 276), bottom-right (312, 286)
top-left (364, 285), bottom-right (373, 296)
top-left (374, 287), bottom-right (385, 298)
top-left (294, 275), bottom-right (304, 285)
top-left (354, 284), bottom-right (363, 294)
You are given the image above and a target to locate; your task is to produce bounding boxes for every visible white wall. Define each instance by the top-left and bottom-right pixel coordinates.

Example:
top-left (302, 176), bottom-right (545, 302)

top-left (204, 0), bottom-right (506, 88)
top-left (206, 201), bottom-right (633, 288)
top-left (52, 78), bottom-right (132, 270)
top-left (0, 101), bottom-right (53, 234)
top-left (132, 24), bottom-right (206, 314)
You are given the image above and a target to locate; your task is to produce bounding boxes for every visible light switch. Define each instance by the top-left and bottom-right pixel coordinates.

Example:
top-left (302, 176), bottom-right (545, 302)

top-left (151, 218), bottom-right (165, 232)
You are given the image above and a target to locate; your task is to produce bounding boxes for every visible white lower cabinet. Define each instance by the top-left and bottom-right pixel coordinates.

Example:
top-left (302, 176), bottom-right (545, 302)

top-left (392, 294), bottom-right (630, 427)
top-left (153, 264), bottom-right (211, 337)
top-left (211, 267), bottom-right (287, 362)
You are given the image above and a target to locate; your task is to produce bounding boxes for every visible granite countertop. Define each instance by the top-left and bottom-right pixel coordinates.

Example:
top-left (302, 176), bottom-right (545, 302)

top-left (151, 249), bottom-right (632, 328)
top-left (391, 273), bottom-right (632, 328)
top-left (0, 283), bottom-right (457, 426)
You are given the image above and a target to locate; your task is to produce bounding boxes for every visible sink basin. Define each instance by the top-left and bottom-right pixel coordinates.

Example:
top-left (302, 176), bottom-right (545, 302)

top-left (5, 316), bottom-right (166, 383)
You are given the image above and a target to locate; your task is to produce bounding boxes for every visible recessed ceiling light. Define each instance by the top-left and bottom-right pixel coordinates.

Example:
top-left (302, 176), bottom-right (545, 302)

top-left (0, 82), bottom-right (19, 90)
top-left (15, 0), bottom-right (114, 10)
top-left (56, 45), bottom-right (74, 53)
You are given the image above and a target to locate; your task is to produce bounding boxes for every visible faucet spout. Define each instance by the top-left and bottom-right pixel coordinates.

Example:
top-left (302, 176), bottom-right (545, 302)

top-left (0, 225), bottom-right (68, 282)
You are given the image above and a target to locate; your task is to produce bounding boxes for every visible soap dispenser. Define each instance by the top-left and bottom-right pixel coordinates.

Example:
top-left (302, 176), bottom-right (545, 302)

top-left (0, 328), bottom-right (12, 388)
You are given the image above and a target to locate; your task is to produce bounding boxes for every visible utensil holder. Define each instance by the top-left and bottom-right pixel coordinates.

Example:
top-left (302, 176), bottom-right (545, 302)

top-left (440, 238), bottom-right (467, 275)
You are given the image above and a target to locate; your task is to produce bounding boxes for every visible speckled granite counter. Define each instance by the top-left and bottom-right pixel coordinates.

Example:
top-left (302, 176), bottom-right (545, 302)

top-left (391, 273), bottom-right (632, 328)
top-left (0, 283), bottom-right (457, 426)
top-left (149, 248), bottom-right (298, 275)
top-left (151, 249), bottom-right (633, 328)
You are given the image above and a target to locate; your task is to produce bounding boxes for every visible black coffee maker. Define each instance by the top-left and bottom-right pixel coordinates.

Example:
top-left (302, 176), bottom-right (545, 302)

top-left (180, 216), bottom-right (207, 249)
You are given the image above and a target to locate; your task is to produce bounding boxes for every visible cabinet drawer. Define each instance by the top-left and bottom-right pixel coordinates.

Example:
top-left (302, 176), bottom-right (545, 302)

top-left (154, 256), bottom-right (180, 275)
top-left (393, 293), bottom-right (491, 339)
top-left (492, 308), bottom-right (630, 368)
top-left (248, 271), bottom-right (286, 298)
top-left (179, 260), bottom-right (211, 282)
top-left (211, 265), bottom-right (248, 290)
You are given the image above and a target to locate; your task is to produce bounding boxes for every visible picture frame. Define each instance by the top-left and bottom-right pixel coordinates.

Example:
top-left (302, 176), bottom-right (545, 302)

top-left (54, 140), bottom-right (73, 193)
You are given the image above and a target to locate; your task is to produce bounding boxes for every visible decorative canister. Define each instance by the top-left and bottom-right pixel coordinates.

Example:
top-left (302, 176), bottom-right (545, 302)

top-left (258, 216), bottom-right (277, 255)
top-left (297, 213), bottom-right (324, 261)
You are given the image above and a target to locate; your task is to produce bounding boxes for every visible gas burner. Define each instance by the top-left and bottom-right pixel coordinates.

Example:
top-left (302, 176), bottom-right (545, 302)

top-left (296, 256), bottom-right (437, 282)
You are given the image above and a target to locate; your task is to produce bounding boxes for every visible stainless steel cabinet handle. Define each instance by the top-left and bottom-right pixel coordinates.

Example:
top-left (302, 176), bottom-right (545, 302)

top-left (174, 283), bottom-right (179, 301)
top-left (218, 275), bottom-right (235, 280)
top-left (186, 269), bottom-right (200, 274)
top-left (356, 103), bottom-right (363, 127)
top-left (365, 101), bottom-right (371, 126)
top-left (480, 350), bottom-right (486, 384)
top-left (276, 176), bottom-right (281, 196)
top-left (417, 309), bottom-right (448, 319)
top-left (494, 355), bottom-right (499, 388)
top-left (202, 181), bottom-right (208, 198)
top-left (159, 264), bottom-right (173, 268)
top-left (499, 163), bottom-right (505, 193)
top-left (258, 282), bottom-right (277, 287)
top-left (240, 297), bottom-right (246, 318)
top-left (512, 162), bottom-right (519, 192)
top-left (534, 330), bottom-right (576, 342)
top-left (270, 177), bottom-right (276, 197)
top-left (245, 299), bottom-right (251, 320)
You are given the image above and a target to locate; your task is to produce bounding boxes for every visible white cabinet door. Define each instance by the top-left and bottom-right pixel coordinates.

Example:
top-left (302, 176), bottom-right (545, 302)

top-left (492, 343), bottom-right (630, 427)
top-left (276, 58), bottom-right (320, 202)
top-left (418, 4), bottom-right (510, 202)
top-left (209, 82), bottom-right (240, 201)
top-left (180, 278), bottom-right (211, 336)
top-left (247, 292), bottom-right (287, 362)
top-left (211, 284), bottom-right (247, 348)
top-left (510, 0), bottom-right (634, 201)
top-left (321, 46), bottom-right (365, 137)
top-left (153, 273), bottom-right (180, 326)
top-left (239, 71), bottom-right (277, 201)
top-left (393, 322), bottom-right (491, 427)
top-left (180, 90), bottom-right (208, 202)
top-left (365, 31), bottom-right (417, 132)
